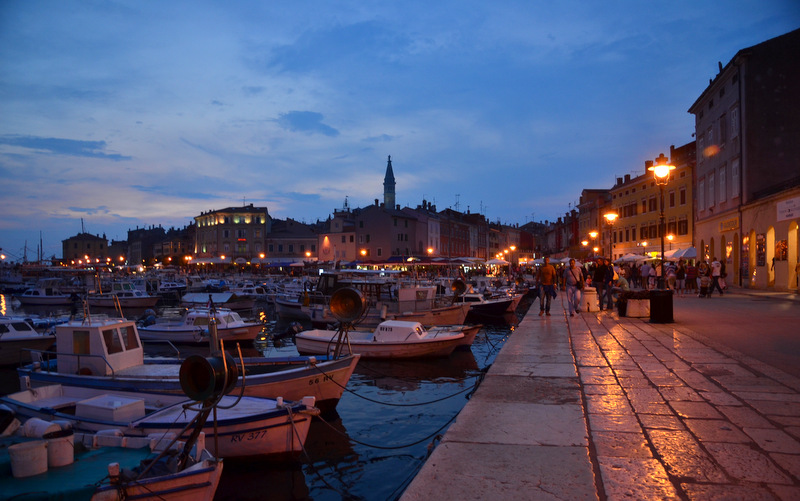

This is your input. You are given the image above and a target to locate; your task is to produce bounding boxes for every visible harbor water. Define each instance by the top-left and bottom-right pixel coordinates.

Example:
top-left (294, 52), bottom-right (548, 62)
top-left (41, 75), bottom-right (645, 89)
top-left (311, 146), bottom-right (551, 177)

top-left (0, 294), bottom-right (533, 500)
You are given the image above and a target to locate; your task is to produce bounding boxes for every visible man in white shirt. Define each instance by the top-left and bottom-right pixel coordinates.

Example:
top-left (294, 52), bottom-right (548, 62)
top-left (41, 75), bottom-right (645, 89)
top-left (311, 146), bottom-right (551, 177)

top-left (710, 257), bottom-right (724, 296)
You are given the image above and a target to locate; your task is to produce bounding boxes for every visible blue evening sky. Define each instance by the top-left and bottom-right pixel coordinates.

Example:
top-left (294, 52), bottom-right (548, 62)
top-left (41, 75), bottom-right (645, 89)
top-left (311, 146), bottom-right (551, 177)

top-left (1, 1), bottom-right (798, 261)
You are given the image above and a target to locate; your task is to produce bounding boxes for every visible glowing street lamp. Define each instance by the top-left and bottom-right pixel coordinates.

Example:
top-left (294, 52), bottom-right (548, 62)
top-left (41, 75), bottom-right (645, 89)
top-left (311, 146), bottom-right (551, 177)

top-left (667, 234), bottom-right (674, 250)
top-left (603, 213), bottom-right (618, 259)
top-left (648, 153), bottom-right (676, 289)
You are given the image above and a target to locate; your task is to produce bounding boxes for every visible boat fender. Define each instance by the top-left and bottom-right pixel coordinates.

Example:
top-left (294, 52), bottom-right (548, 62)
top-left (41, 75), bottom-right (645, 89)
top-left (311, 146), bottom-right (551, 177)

top-left (179, 353), bottom-right (239, 401)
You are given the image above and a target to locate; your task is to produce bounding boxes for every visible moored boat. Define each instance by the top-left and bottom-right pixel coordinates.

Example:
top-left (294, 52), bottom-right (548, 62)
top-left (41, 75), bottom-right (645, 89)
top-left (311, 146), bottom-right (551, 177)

top-left (19, 315), bottom-right (358, 411)
top-left (138, 307), bottom-right (262, 344)
top-left (295, 320), bottom-right (470, 359)
top-left (14, 278), bottom-right (76, 306)
top-left (0, 317), bottom-right (56, 366)
top-left (0, 422), bottom-right (223, 501)
top-left (1, 383), bottom-right (317, 459)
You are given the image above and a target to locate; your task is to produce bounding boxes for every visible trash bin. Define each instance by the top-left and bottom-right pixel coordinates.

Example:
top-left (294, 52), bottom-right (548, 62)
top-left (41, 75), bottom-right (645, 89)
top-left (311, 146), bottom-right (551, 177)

top-left (649, 288), bottom-right (673, 323)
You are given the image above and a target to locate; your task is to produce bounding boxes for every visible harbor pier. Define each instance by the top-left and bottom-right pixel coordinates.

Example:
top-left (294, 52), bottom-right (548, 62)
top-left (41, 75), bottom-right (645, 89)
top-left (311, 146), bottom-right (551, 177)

top-left (402, 289), bottom-right (800, 500)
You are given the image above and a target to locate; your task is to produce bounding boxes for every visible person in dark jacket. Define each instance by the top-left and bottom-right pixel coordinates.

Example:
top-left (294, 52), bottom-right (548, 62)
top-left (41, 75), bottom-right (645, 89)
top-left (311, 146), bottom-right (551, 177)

top-left (592, 258), bottom-right (608, 311)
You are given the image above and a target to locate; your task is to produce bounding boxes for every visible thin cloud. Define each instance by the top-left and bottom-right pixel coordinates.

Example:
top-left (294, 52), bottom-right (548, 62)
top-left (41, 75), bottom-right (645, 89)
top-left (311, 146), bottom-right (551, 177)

top-left (0, 135), bottom-right (130, 161)
top-left (276, 111), bottom-right (339, 137)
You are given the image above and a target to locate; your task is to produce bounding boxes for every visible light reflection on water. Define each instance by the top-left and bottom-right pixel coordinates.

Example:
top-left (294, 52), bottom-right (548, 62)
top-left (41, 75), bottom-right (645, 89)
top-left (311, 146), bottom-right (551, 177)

top-left (0, 293), bottom-right (531, 500)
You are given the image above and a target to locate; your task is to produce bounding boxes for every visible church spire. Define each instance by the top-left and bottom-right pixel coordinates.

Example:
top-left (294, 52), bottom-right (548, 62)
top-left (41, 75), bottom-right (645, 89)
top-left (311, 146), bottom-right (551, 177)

top-left (383, 155), bottom-right (396, 208)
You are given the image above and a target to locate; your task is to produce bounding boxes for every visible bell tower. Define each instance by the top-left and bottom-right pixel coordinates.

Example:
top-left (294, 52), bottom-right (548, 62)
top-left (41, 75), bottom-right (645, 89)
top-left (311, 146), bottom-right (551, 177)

top-left (383, 155), bottom-right (396, 208)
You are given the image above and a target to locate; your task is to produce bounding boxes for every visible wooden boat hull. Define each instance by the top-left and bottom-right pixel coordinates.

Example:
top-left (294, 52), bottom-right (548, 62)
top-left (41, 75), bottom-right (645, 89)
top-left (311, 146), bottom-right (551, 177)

top-left (137, 323), bottom-right (262, 344)
top-left (0, 336), bottom-right (55, 366)
top-left (18, 353), bottom-right (360, 411)
top-left (87, 296), bottom-right (160, 308)
top-left (295, 330), bottom-right (463, 359)
top-left (1, 386), bottom-right (314, 459)
top-left (0, 434), bottom-right (222, 501)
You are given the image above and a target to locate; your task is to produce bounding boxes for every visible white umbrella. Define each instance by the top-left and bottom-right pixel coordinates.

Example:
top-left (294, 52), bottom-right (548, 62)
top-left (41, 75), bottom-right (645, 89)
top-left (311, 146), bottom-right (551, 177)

top-left (674, 247), bottom-right (697, 259)
top-left (486, 258), bottom-right (509, 265)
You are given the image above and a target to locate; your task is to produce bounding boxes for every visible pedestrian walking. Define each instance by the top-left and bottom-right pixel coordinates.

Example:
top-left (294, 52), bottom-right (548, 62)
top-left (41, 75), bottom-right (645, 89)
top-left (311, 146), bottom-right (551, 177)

top-left (697, 260), bottom-right (711, 297)
top-left (537, 256), bottom-right (557, 316)
top-left (603, 261), bottom-right (615, 311)
top-left (675, 260), bottom-right (686, 297)
top-left (666, 261), bottom-right (677, 290)
top-left (720, 259), bottom-right (728, 290)
top-left (648, 264), bottom-right (658, 290)
top-left (563, 258), bottom-right (584, 317)
top-left (592, 258), bottom-right (608, 311)
top-left (640, 262), bottom-right (651, 290)
top-left (710, 257), bottom-right (724, 296)
top-left (686, 262), bottom-right (697, 292)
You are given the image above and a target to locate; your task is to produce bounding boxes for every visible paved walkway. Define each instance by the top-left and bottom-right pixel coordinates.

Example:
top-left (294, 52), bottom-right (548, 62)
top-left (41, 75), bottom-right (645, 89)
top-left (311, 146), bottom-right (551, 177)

top-left (401, 290), bottom-right (800, 500)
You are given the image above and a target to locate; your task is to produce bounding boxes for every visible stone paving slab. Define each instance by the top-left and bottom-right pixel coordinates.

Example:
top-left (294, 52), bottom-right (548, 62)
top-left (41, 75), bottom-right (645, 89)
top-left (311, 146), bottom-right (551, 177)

top-left (402, 291), bottom-right (800, 500)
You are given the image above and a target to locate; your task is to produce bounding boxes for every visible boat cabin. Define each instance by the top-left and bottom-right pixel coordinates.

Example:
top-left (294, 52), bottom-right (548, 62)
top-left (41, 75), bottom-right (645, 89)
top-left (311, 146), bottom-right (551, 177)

top-left (372, 321), bottom-right (427, 342)
top-left (55, 318), bottom-right (144, 376)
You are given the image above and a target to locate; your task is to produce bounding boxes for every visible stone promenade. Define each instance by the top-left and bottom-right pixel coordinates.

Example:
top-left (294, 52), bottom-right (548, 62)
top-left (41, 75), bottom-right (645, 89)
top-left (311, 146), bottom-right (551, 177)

top-left (401, 290), bottom-right (800, 500)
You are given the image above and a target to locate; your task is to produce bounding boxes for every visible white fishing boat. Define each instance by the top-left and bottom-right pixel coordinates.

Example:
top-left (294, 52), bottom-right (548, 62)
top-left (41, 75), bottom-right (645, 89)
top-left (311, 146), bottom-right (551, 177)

top-left (180, 292), bottom-right (256, 310)
top-left (0, 317), bottom-right (56, 366)
top-left (456, 292), bottom-right (513, 316)
top-left (1, 383), bottom-right (317, 459)
top-left (87, 288), bottom-right (160, 309)
top-left (19, 316), bottom-right (358, 411)
top-left (295, 320), bottom-right (476, 359)
top-left (14, 278), bottom-right (76, 306)
top-left (138, 307), bottom-right (262, 344)
top-left (0, 403), bottom-right (222, 501)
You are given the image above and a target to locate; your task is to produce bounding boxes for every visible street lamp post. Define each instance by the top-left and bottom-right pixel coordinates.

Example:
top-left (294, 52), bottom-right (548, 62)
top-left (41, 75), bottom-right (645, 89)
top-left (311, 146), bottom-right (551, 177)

top-left (647, 153), bottom-right (676, 324)
top-left (603, 213), bottom-right (618, 260)
top-left (648, 153), bottom-right (675, 290)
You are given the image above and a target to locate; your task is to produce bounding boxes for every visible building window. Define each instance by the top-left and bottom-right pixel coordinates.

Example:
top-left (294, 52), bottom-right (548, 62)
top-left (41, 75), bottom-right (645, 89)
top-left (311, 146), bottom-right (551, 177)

top-left (223, 230), bottom-right (230, 238)
top-left (341, 236), bottom-right (346, 243)
top-left (731, 158), bottom-right (740, 197)
top-left (289, 244), bottom-right (294, 253)
top-left (719, 166), bottom-right (727, 203)
top-left (377, 248), bottom-right (382, 256)
top-left (268, 244), bottom-right (274, 252)
top-left (669, 190), bottom-right (675, 208)
top-left (223, 243), bottom-right (230, 252)
top-left (708, 172), bottom-right (715, 207)
top-left (719, 113), bottom-right (727, 144)
top-left (731, 106), bottom-right (739, 137)
top-left (631, 228), bottom-right (636, 241)
top-left (680, 187), bottom-right (686, 205)
top-left (641, 226), bottom-right (648, 239)
top-left (698, 179), bottom-right (705, 210)
top-left (678, 218), bottom-right (688, 235)
top-left (278, 244), bottom-right (283, 252)
top-left (349, 235), bottom-right (354, 242)
top-left (641, 200), bottom-right (647, 213)
top-left (648, 196), bottom-right (657, 212)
